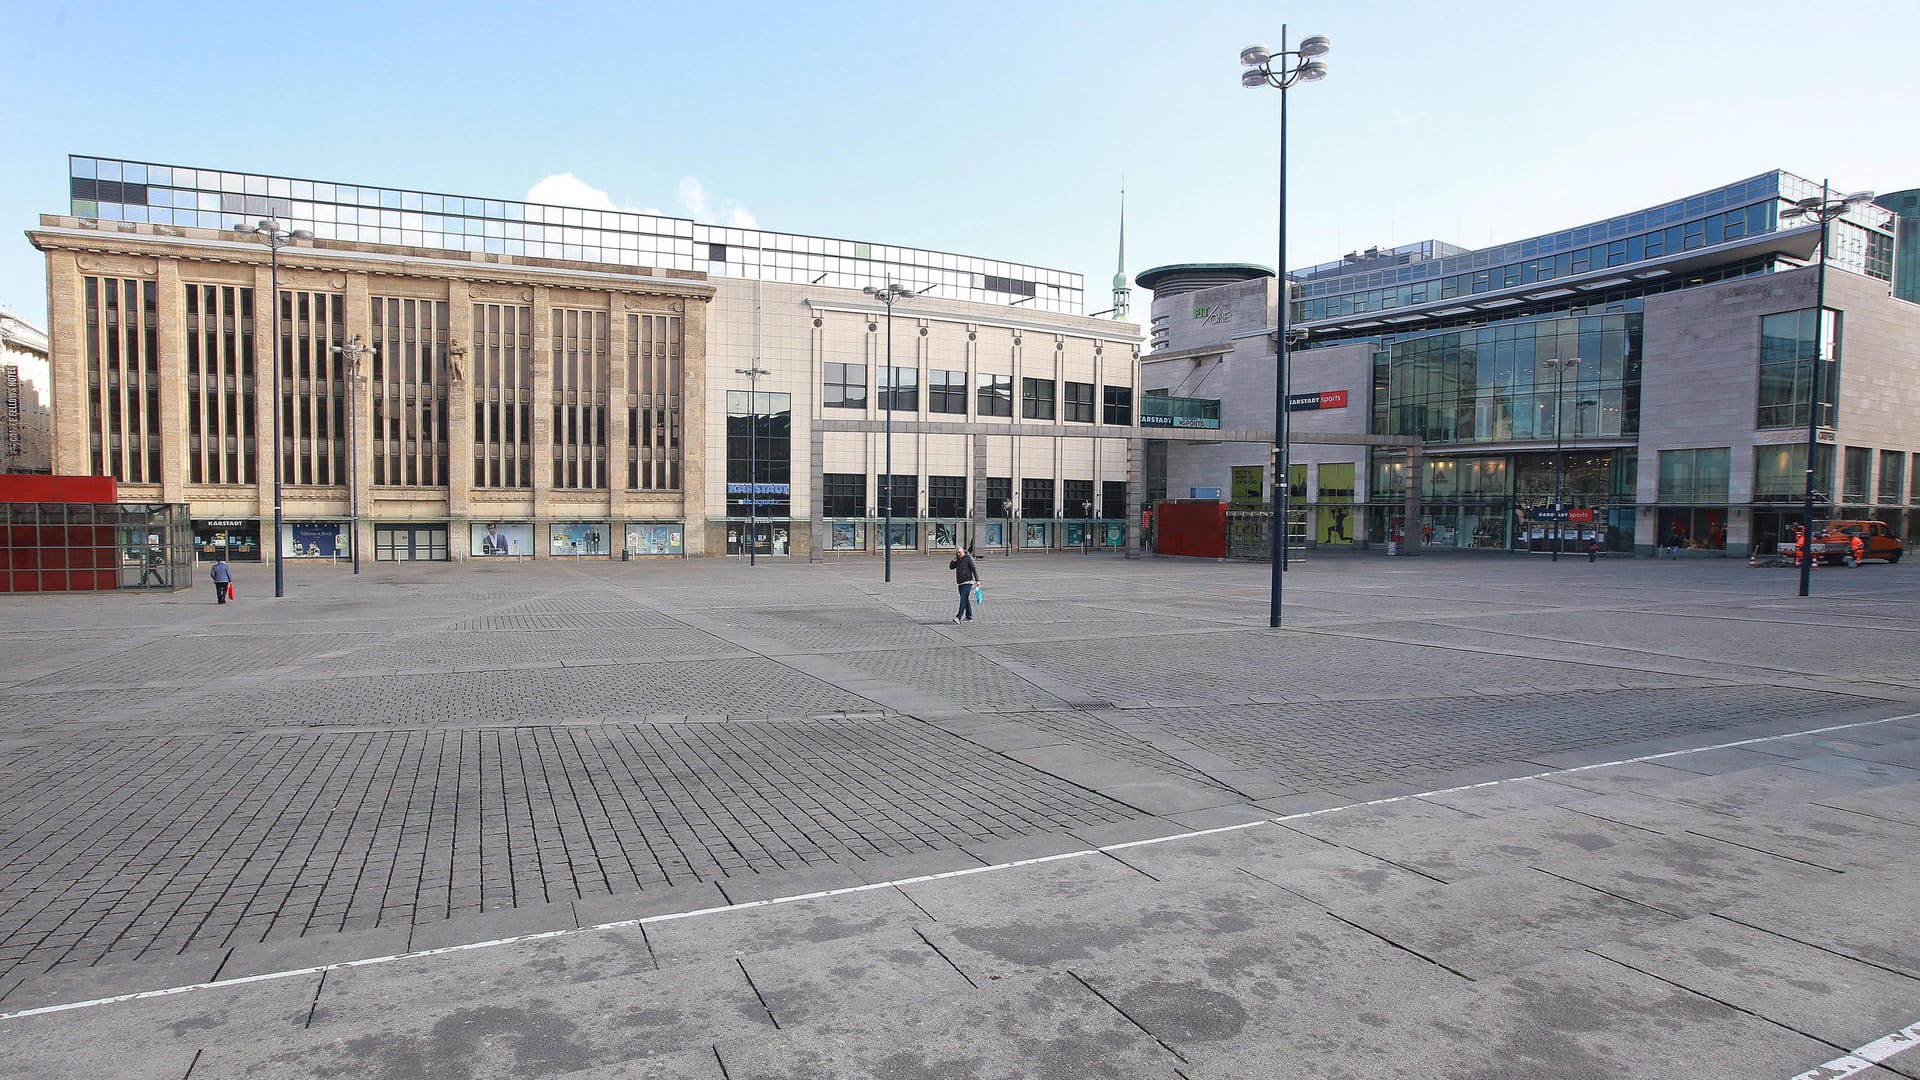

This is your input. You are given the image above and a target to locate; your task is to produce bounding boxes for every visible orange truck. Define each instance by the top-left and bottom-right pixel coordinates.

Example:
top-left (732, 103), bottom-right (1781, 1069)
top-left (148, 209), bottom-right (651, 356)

top-left (1777, 519), bottom-right (1905, 565)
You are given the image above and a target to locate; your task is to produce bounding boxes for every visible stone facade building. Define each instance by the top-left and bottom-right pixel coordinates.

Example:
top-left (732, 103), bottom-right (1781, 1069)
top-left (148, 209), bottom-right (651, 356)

top-left (31, 156), bottom-right (1144, 565)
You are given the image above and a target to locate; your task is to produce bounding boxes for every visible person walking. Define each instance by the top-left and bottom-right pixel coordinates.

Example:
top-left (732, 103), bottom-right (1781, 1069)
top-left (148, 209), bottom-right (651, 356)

top-left (139, 544), bottom-right (167, 587)
top-left (209, 556), bottom-right (232, 605)
top-left (948, 545), bottom-right (980, 623)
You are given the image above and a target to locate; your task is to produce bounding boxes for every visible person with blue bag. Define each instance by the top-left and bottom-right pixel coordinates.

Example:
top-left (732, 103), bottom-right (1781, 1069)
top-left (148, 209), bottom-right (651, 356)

top-left (948, 545), bottom-right (981, 623)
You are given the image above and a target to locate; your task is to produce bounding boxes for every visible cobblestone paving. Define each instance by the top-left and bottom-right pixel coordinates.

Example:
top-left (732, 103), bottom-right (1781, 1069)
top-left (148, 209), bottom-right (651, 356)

top-left (0, 720), bottom-right (1131, 975)
top-left (179, 659), bottom-right (884, 726)
top-left (0, 552), bottom-right (1913, 992)
top-left (1032, 685), bottom-right (1890, 790)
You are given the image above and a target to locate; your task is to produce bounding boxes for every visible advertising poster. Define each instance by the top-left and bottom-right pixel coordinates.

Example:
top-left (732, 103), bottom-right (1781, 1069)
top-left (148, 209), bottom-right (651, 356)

top-left (549, 522), bottom-right (611, 556)
top-left (625, 524), bottom-right (684, 556)
top-left (1230, 465), bottom-right (1265, 508)
top-left (981, 522), bottom-right (1006, 549)
top-left (1023, 522), bottom-right (1049, 548)
top-left (830, 522), bottom-right (866, 550)
top-left (1318, 506), bottom-right (1354, 546)
top-left (472, 522), bottom-right (534, 558)
top-left (285, 522), bottom-right (349, 558)
top-left (1065, 522), bottom-right (1086, 547)
top-left (1104, 522), bottom-right (1124, 547)
top-left (886, 523), bottom-right (917, 550)
top-left (932, 523), bottom-right (958, 550)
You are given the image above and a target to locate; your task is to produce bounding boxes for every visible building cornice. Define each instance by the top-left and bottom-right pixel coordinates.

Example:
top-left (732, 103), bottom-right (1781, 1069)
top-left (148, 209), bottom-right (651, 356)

top-left (27, 221), bottom-right (716, 303)
top-left (803, 298), bottom-right (1144, 346)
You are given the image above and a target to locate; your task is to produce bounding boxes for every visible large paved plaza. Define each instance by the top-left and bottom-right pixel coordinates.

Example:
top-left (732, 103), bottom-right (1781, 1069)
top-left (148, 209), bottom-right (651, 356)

top-left (0, 550), bottom-right (1916, 1078)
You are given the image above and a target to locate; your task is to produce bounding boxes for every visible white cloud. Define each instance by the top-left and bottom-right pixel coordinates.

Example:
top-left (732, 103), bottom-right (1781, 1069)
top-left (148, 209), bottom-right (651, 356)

top-left (526, 172), bottom-right (754, 227)
top-left (526, 173), bottom-right (618, 212)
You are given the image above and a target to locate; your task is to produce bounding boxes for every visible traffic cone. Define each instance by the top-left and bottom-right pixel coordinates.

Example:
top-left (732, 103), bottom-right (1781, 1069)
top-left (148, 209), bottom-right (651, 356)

top-left (1748, 550), bottom-right (1757, 568)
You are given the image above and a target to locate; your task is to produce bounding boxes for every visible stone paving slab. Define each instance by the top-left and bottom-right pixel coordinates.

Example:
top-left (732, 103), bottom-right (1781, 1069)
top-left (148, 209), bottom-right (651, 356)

top-left (0, 554), bottom-right (1915, 1078)
top-left (1591, 915), bottom-right (1920, 1058)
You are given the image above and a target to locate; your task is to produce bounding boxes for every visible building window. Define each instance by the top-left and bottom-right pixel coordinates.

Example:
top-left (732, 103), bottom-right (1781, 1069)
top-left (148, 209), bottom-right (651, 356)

top-left (1843, 446), bottom-right (1871, 501)
top-left (823, 473), bottom-right (865, 517)
top-left (1877, 450), bottom-right (1903, 503)
top-left (628, 312), bottom-right (683, 491)
top-left (82, 276), bottom-right (162, 483)
top-left (184, 284), bottom-right (256, 486)
top-left (824, 363), bottom-right (866, 410)
top-left (986, 476), bottom-right (1012, 518)
top-left (1657, 448), bottom-right (1730, 503)
top-left (475, 303), bottom-right (534, 488)
top-left (1064, 381), bottom-right (1094, 423)
top-left (278, 290), bottom-right (348, 487)
top-left (879, 473), bottom-right (916, 517)
top-left (726, 390), bottom-right (791, 519)
top-left (881, 366), bottom-right (918, 412)
top-left (927, 475), bottom-right (967, 518)
top-left (1022, 377), bottom-right (1055, 420)
top-left (977, 374), bottom-right (1013, 417)
top-left (1101, 480), bottom-right (1127, 520)
top-left (369, 296), bottom-right (448, 487)
top-left (1103, 386), bottom-right (1133, 426)
top-left (1753, 444), bottom-right (1834, 502)
top-left (928, 369), bottom-right (967, 414)
top-left (550, 307), bottom-right (610, 490)
top-left (1021, 477), bottom-right (1055, 518)
top-left (1063, 479), bottom-right (1094, 517)
top-left (1757, 308), bottom-right (1841, 430)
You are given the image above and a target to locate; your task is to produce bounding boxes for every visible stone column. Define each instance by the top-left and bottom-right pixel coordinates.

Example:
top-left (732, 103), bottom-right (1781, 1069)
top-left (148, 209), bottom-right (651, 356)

top-left (343, 273), bottom-right (373, 564)
top-left (680, 297), bottom-right (710, 555)
top-left (446, 281), bottom-right (474, 555)
top-left (972, 430), bottom-right (988, 551)
top-left (529, 286), bottom-right (553, 541)
top-left (46, 252), bottom-right (88, 476)
top-left (1401, 446), bottom-right (1423, 556)
top-left (607, 299), bottom-right (632, 530)
top-left (155, 260), bottom-right (187, 505)
top-left (252, 263), bottom-right (276, 565)
top-left (1126, 436), bottom-right (1145, 559)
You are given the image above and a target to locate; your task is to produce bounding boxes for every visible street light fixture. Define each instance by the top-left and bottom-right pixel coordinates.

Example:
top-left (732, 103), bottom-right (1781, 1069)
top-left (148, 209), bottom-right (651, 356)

top-left (1242, 28), bottom-right (1330, 629)
top-left (1542, 356), bottom-right (1580, 562)
top-left (235, 217), bottom-right (313, 598)
top-left (734, 365), bottom-right (771, 566)
top-left (863, 279), bottom-right (916, 583)
top-left (1780, 181), bottom-right (1874, 598)
top-left (331, 335), bottom-right (375, 574)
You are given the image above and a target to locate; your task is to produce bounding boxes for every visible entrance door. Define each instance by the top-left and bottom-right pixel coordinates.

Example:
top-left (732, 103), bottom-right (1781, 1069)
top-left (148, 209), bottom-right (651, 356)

top-left (375, 525), bottom-right (449, 561)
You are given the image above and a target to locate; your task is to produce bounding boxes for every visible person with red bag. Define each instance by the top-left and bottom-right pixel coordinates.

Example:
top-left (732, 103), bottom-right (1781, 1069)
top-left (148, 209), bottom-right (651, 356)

top-left (209, 556), bottom-right (233, 605)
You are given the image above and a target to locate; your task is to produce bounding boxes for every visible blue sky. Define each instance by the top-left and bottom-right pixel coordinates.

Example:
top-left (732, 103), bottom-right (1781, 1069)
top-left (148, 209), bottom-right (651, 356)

top-left (3, 0), bottom-right (1916, 323)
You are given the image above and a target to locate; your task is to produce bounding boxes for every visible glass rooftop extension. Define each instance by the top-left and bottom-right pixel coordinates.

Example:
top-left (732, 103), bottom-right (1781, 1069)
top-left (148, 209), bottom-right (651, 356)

top-left (64, 155), bottom-right (1087, 315)
top-left (1292, 170), bottom-right (1894, 330)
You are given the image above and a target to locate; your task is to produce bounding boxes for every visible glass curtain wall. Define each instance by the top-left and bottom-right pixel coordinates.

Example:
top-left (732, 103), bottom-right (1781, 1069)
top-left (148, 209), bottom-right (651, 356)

top-left (725, 390), bottom-right (790, 556)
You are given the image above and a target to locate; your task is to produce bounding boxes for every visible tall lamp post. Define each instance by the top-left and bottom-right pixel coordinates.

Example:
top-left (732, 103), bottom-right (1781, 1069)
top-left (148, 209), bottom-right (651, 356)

top-left (1780, 181), bottom-right (1874, 598)
top-left (1241, 28), bottom-right (1330, 629)
top-left (236, 217), bottom-right (313, 598)
top-left (331, 335), bottom-right (375, 574)
top-left (1543, 356), bottom-right (1580, 562)
top-left (863, 280), bottom-right (916, 583)
top-left (734, 365), bottom-right (770, 566)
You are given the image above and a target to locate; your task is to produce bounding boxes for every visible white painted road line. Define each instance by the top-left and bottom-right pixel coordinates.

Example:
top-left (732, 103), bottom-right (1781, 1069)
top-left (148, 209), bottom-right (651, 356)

top-left (0, 711), bottom-right (1912, 1025)
top-left (1789, 1018), bottom-right (1920, 1079)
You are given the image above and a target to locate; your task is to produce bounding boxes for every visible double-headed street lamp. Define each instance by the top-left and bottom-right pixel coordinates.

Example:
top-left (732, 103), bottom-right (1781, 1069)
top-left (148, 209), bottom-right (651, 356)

top-left (734, 365), bottom-right (771, 566)
top-left (1241, 28), bottom-right (1330, 629)
top-left (1542, 356), bottom-right (1580, 562)
top-left (1780, 181), bottom-right (1874, 599)
top-left (331, 335), bottom-right (375, 574)
top-left (235, 217), bottom-right (312, 598)
top-left (863, 280), bottom-right (916, 583)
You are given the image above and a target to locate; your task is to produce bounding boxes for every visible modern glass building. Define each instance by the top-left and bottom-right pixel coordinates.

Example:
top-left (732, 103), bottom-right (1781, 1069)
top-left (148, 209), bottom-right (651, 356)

top-left (1141, 170), bottom-right (1918, 557)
